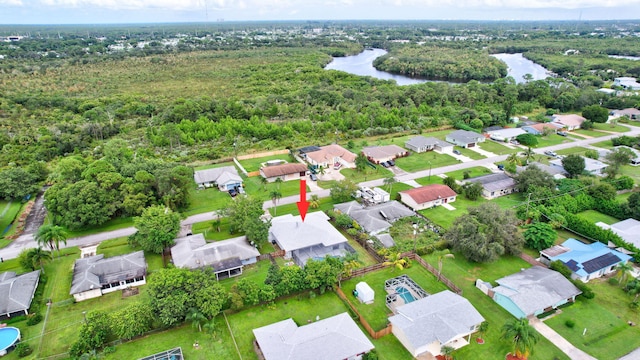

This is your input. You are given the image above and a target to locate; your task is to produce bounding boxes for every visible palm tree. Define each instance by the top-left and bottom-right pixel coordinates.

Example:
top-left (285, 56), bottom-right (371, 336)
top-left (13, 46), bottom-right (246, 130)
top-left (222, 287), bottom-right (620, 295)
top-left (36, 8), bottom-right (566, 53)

top-left (616, 262), bottom-right (634, 286)
top-left (309, 194), bottom-right (320, 209)
top-left (501, 318), bottom-right (539, 360)
top-left (380, 250), bottom-right (409, 271)
top-left (270, 190), bottom-right (282, 216)
top-left (626, 280), bottom-right (640, 302)
top-left (383, 176), bottom-right (397, 193)
top-left (185, 307), bottom-right (206, 332)
top-left (318, 166), bottom-right (326, 176)
top-left (274, 177), bottom-right (283, 190)
top-left (260, 176), bottom-right (268, 191)
top-left (505, 153), bottom-right (522, 167)
top-left (30, 247), bottom-right (52, 273)
top-left (441, 345), bottom-right (455, 360)
top-left (35, 224), bottom-right (68, 257)
top-left (477, 321), bottom-right (489, 342)
top-left (203, 318), bottom-right (218, 339)
top-left (434, 249), bottom-right (455, 282)
top-left (521, 147), bottom-right (535, 165)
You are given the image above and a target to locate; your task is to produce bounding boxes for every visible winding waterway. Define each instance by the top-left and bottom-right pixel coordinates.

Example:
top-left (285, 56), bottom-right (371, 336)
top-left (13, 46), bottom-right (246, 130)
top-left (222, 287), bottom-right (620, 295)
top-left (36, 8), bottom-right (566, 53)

top-left (324, 49), bottom-right (552, 85)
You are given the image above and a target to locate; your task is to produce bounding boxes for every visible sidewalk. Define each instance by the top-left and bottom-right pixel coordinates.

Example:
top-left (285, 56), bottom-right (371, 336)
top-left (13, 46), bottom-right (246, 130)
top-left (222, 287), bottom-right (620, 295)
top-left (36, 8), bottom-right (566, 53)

top-left (528, 317), bottom-right (597, 360)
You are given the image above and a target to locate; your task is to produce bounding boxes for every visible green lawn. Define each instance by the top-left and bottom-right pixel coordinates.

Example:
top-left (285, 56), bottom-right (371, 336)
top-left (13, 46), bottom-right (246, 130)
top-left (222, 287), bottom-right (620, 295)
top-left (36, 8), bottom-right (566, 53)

top-left (184, 187), bottom-right (233, 216)
top-left (419, 196), bottom-right (486, 228)
top-left (394, 151), bottom-right (459, 172)
top-left (63, 216), bottom-right (134, 238)
top-left (420, 254), bottom-right (570, 360)
top-left (0, 200), bottom-right (22, 248)
top-left (545, 280), bottom-right (640, 359)
top-left (414, 166), bottom-right (493, 186)
top-left (219, 259), bottom-right (272, 292)
top-left (590, 139), bottom-right (615, 149)
top-left (619, 165), bottom-right (640, 187)
top-left (193, 161), bottom-right (237, 171)
top-left (556, 147), bottom-right (590, 156)
top-left (238, 154), bottom-right (292, 172)
top-left (243, 176), bottom-right (306, 202)
top-left (578, 210), bottom-right (620, 225)
top-left (268, 198), bottom-right (336, 217)
top-left (346, 129), bottom-right (453, 155)
top-left (478, 141), bottom-right (520, 155)
top-left (456, 146), bottom-right (485, 160)
top-left (340, 265), bottom-right (449, 330)
top-left (341, 166), bottom-right (393, 183)
top-left (534, 134), bottom-right (575, 148)
top-left (573, 129), bottom-right (610, 138)
top-left (593, 123), bottom-right (630, 133)
top-left (192, 218), bottom-right (245, 241)
top-left (386, 182), bottom-right (413, 202)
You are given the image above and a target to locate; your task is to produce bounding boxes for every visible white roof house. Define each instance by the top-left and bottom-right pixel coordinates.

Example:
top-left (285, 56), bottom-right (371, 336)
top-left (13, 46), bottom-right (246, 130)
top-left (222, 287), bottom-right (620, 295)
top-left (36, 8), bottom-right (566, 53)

top-left (389, 290), bottom-right (485, 357)
top-left (596, 218), bottom-right (640, 249)
top-left (550, 157), bottom-right (608, 176)
top-left (614, 77), bottom-right (640, 90)
top-left (485, 127), bottom-right (526, 142)
top-left (253, 312), bottom-right (375, 360)
top-left (269, 212), bottom-right (354, 266)
top-left (333, 200), bottom-right (413, 235)
top-left (0, 270), bottom-right (40, 319)
top-left (170, 234), bottom-right (259, 279)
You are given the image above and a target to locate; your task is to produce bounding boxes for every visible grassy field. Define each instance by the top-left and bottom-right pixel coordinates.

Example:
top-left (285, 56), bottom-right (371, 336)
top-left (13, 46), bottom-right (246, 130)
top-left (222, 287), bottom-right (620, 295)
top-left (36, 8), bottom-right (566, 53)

top-left (0, 200), bottom-right (23, 248)
top-left (534, 134), bottom-right (575, 148)
top-left (340, 265), bottom-right (449, 330)
top-left (592, 123), bottom-right (631, 133)
top-left (578, 210), bottom-right (620, 225)
top-left (456, 146), bottom-right (486, 160)
top-left (238, 154), bottom-right (292, 172)
top-left (394, 151), bottom-right (459, 172)
top-left (477, 140), bottom-right (520, 155)
top-left (341, 166), bottom-right (393, 183)
top-left (545, 279), bottom-right (640, 359)
top-left (185, 186), bottom-right (233, 216)
top-left (63, 216), bottom-right (134, 238)
top-left (191, 218), bottom-right (245, 241)
top-left (573, 129), bottom-right (610, 138)
top-left (420, 254), bottom-right (570, 360)
top-left (556, 147), bottom-right (590, 156)
top-left (193, 161), bottom-right (237, 171)
top-left (590, 139), bottom-right (615, 149)
top-left (419, 195), bottom-right (485, 228)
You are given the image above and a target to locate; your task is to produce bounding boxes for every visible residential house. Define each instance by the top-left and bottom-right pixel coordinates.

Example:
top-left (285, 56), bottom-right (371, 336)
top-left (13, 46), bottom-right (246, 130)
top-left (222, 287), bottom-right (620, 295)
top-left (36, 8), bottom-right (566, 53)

top-left (614, 77), bottom-right (640, 91)
top-left (404, 136), bottom-right (453, 154)
top-left (549, 157), bottom-right (608, 176)
top-left (375, 233), bottom-right (396, 248)
top-left (302, 144), bottom-right (357, 169)
top-left (259, 162), bottom-right (308, 183)
top-left (170, 233), bottom-right (260, 280)
top-left (70, 251), bottom-right (147, 302)
top-left (610, 108), bottom-right (640, 120)
top-left (399, 184), bottom-right (457, 211)
top-left (253, 312), bottom-right (375, 360)
top-left (521, 122), bottom-right (562, 136)
top-left (389, 290), bottom-right (485, 357)
top-left (333, 200), bottom-right (414, 235)
top-left (362, 145), bottom-right (408, 164)
top-left (464, 173), bottom-right (517, 199)
top-left (596, 218), bottom-right (640, 249)
top-left (193, 166), bottom-right (243, 191)
top-left (445, 130), bottom-right (485, 148)
top-left (551, 114), bottom-right (586, 131)
top-left (487, 266), bottom-right (581, 318)
top-left (540, 239), bottom-right (632, 283)
top-left (485, 127), bottom-right (526, 142)
top-left (269, 211), bottom-right (355, 266)
top-left (516, 162), bottom-right (568, 180)
top-left (0, 270), bottom-right (40, 320)
top-left (612, 146), bottom-right (640, 165)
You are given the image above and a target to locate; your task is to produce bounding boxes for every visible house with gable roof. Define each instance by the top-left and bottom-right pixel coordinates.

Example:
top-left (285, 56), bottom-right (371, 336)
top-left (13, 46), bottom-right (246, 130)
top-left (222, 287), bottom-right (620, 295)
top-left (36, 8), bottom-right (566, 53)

top-left (70, 251), bottom-right (147, 302)
top-left (399, 184), bottom-right (457, 211)
top-left (0, 270), bottom-right (40, 320)
top-left (389, 290), bottom-right (485, 357)
top-left (551, 114), bottom-right (586, 131)
top-left (193, 165), bottom-right (243, 191)
top-left (463, 172), bottom-right (517, 199)
top-left (333, 200), bottom-right (414, 235)
top-left (302, 144), bottom-right (357, 169)
top-left (253, 312), bottom-right (374, 360)
top-left (445, 130), bottom-right (485, 148)
top-left (539, 239), bottom-right (632, 282)
top-left (405, 136), bottom-right (453, 154)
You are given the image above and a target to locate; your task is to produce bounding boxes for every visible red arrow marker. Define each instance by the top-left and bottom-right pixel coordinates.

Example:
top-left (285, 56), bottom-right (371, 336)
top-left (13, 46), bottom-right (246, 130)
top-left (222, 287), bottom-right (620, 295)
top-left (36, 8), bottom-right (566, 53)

top-left (296, 179), bottom-right (310, 222)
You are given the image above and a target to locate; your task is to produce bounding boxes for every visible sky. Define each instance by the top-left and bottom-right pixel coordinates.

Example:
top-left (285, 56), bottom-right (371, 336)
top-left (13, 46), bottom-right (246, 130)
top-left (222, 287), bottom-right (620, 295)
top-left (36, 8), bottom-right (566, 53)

top-left (1, 0), bottom-right (640, 24)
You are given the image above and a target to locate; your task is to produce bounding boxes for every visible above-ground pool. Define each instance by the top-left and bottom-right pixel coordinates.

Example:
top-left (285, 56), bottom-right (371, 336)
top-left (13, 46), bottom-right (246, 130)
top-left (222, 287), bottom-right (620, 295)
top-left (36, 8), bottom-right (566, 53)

top-left (396, 286), bottom-right (417, 304)
top-left (0, 327), bottom-right (21, 356)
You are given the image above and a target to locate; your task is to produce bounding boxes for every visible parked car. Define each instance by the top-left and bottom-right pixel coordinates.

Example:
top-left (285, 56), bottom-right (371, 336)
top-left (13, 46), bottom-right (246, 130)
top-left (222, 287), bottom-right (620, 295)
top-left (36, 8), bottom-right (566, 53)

top-left (453, 149), bottom-right (461, 155)
top-left (557, 131), bottom-right (568, 137)
top-left (544, 150), bottom-right (557, 157)
top-left (510, 140), bottom-right (520, 145)
top-left (497, 164), bottom-right (505, 170)
top-left (228, 189), bottom-right (238, 197)
top-left (388, 159), bottom-right (395, 166)
top-left (380, 161), bottom-right (389, 168)
top-left (310, 173), bottom-right (317, 181)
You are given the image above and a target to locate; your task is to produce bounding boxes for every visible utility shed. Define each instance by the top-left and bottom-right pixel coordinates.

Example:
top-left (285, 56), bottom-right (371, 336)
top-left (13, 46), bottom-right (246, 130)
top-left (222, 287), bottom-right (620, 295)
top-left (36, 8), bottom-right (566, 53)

top-left (356, 282), bottom-right (375, 304)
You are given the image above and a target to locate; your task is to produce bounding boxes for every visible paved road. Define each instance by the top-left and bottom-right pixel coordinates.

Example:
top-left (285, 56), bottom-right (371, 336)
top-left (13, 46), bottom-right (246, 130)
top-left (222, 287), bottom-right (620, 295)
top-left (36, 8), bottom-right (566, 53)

top-left (2, 124), bottom-right (639, 261)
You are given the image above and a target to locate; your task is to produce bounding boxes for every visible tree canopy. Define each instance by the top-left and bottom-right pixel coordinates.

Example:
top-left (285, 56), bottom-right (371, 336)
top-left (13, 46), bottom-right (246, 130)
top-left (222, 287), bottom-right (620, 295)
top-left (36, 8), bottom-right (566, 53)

top-left (129, 205), bottom-right (181, 254)
top-left (561, 154), bottom-right (585, 178)
top-left (582, 105), bottom-right (609, 123)
top-left (515, 164), bottom-right (556, 194)
top-left (445, 203), bottom-right (523, 262)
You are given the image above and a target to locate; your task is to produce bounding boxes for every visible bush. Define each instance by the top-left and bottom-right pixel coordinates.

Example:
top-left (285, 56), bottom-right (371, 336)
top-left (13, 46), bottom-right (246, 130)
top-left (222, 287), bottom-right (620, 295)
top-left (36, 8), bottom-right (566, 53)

top-left (26, 313), bottom-right (42, 326)
top-left (516, 133), bottom-right (539, 146)
top-left (14, 343), bottom-right (32, 358)
top-left (609, 278), bottom-right (620, 286)
top-left (565, 319), bottom-right (576, 328)
top-left (363, 349), bottom-right (379, 360)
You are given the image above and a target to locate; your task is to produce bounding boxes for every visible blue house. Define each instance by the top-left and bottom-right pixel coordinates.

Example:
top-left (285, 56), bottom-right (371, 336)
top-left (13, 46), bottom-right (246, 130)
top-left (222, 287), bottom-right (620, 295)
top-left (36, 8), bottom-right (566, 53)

top-left (540, 239), bottom-right (632, 283)
top-left (488, 266), bottom-right (581, 319)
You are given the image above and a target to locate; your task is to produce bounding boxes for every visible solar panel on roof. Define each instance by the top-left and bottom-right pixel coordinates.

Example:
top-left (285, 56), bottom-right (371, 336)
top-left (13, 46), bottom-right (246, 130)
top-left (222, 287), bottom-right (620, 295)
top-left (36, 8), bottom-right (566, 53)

top-left (564, 260), bottom-right (580, 272)
top-left (582, 253), bottom-right (621, 274)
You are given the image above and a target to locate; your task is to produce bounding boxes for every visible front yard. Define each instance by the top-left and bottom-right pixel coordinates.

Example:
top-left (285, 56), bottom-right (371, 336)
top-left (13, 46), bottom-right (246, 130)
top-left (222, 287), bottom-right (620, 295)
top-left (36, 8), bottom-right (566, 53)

top-left (478, 140), bottom-right (520, 155)
top-left (394, 151), bottom-right (459, 172)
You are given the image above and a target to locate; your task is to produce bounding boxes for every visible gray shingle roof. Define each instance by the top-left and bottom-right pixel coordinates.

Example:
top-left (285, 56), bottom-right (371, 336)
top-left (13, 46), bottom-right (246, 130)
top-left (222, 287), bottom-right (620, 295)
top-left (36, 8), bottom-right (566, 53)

top-left (253, 312), bottom-right (374, 360)
top-left (446, 130), bottom-right (483, 145)
top-left (194, 166), bottom-right (241, 185)
top-left (405, 136), bottom-right (452, 149)
top-left (333, 201), bottom-right (413, 234)
top-left (269, 212), bottom-right (348, 252)
top-left (376, 234), bottom-right (396, 248)
top-left (70, 251), bottom-right (147, 295)
top-left (492, 266), bottom-right (582, 317)
top-left (388, 290), bottom-right (484, 349)
top-left (465, 172), bottom-right (516, 192)
top-left (170, 234), bottom-right (259, 270)
top-left (0, 270), bottom-right (40, 316)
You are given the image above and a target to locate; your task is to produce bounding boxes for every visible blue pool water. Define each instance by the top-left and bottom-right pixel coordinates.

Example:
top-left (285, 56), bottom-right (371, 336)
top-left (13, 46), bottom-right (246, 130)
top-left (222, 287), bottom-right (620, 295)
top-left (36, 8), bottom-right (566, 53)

top-left (396, 286), bottom-right (416, 303)
top-left (0, 327), bottom-right (20, 351)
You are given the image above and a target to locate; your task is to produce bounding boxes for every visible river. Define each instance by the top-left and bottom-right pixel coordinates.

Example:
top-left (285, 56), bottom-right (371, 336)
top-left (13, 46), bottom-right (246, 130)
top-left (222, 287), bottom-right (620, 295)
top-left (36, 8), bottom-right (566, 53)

top-left (325, 49), bottom-right (552, 85)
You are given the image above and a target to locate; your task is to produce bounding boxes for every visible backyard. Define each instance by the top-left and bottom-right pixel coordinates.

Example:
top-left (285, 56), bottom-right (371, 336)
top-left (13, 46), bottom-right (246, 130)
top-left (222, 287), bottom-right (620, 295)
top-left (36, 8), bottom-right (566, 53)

top-left (238, 154), bottom-right (292, 172)
top-left (394, 151), bottom-right (459, 173)
top-left (341, 166), bottom-right (393, 183)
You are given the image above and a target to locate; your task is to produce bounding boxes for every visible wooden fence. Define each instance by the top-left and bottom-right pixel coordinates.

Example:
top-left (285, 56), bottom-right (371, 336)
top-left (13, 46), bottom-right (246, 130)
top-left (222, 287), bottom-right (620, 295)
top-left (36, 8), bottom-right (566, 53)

top-left (335, 287), bottom-right (392, 339)
top-left (399, 252), bottom-right (464, 295)
top-left (257, 249), bottom-right (285, 262)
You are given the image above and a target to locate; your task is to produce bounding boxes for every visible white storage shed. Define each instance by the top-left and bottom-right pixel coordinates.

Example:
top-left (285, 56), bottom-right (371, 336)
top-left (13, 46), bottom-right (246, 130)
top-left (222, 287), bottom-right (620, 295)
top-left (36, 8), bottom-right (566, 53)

top-left (356, 282), bottom-right (375, 304)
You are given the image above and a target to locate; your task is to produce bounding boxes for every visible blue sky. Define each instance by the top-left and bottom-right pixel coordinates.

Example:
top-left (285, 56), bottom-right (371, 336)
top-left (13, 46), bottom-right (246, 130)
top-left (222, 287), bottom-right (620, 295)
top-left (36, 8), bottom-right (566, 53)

top-left (1, 0), bottom-right (639, 24)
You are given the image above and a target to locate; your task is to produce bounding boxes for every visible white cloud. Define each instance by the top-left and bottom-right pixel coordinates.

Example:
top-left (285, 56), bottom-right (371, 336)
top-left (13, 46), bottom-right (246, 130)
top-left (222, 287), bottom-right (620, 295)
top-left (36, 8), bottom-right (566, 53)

top-left (14, 0), bottom-right (640, 12)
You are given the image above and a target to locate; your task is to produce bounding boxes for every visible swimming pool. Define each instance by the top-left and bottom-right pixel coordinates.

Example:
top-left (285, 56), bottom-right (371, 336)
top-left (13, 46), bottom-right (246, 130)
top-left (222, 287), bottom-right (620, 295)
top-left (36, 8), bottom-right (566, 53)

top-left (0, 327), bottom-right (21, 356)
top-left (396, 286), bottom-right (417, 304)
